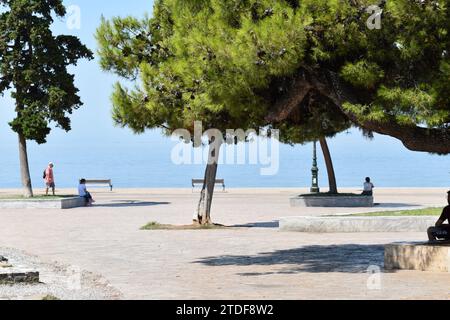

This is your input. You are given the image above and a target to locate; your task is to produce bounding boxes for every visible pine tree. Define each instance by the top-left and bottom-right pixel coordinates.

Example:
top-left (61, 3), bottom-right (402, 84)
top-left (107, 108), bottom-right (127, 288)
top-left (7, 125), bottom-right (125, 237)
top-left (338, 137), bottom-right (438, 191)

top-left (97, 0), bottom-right (450, 221)
top-left (96, 6), bottom-right (261, 224)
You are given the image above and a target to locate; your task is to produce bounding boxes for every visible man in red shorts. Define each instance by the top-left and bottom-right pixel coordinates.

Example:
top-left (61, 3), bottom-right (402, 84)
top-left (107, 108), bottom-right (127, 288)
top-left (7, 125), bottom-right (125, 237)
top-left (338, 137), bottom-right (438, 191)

top-left (44, 162), bottom-right (56, 196)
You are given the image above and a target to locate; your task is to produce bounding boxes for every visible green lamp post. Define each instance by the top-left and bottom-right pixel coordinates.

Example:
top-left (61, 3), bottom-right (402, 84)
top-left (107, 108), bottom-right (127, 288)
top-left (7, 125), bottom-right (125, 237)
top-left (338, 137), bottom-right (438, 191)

top-left (311, 141), bottom-right (320, 193)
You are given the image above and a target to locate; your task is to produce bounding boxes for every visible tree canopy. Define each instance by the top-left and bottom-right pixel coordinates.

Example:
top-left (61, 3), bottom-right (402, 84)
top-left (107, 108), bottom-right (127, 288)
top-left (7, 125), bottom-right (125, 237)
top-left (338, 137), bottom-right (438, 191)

top-left (97, 0), bottom-right (450, 153)
top-left (0, 0), bottom-right (93, 197)
top-left (0, 0), bottom-right (93, 144)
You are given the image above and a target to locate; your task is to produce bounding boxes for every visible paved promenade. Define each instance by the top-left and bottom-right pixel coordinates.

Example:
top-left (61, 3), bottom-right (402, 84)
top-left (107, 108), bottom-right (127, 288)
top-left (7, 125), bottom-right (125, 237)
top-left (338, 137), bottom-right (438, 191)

top-left (0, 188), bottom-right (449, 300)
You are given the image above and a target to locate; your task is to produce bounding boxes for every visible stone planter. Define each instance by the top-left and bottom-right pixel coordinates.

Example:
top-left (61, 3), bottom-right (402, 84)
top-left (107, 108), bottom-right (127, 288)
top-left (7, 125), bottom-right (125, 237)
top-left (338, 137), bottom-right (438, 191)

top-left (290, 194), bottom-right (374, 208)
top-left (385, 242), bottom-right (450, 272)
top-left (0, 197), bottom-right (85, 209)
top-left (279, 216), bottom-right (438, 233)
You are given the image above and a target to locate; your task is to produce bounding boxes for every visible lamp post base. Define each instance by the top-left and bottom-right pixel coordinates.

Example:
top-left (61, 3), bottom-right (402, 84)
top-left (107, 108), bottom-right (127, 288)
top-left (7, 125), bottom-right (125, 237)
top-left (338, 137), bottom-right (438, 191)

top-left (310, 187), bottom-right (320, 193)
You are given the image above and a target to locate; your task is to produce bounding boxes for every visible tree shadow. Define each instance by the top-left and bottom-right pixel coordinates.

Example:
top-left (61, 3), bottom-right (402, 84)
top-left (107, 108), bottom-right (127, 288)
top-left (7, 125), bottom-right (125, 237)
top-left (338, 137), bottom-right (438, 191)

top-left (95, 200), bottom-right (170, 208)
top-left (195, 244), bottom-right (389, 275)
top-left (232, 221), bottom-right (279, 229)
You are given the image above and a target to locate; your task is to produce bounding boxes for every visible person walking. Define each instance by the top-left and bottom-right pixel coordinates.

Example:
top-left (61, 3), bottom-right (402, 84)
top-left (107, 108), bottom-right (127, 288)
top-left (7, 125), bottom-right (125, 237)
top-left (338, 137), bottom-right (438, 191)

top-left (44, 162), bottom-right (55, 196)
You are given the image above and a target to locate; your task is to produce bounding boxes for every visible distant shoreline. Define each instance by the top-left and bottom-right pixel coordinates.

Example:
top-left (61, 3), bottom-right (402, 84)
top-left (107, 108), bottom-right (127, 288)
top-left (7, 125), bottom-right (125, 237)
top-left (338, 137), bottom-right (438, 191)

top-left (0, 187), bottom-right (448, 195)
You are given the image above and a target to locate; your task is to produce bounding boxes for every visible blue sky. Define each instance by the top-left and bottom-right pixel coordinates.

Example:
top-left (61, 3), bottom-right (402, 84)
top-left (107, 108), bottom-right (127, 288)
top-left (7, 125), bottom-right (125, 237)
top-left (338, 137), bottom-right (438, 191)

top-left (0, 0), bottom-right (448, 189)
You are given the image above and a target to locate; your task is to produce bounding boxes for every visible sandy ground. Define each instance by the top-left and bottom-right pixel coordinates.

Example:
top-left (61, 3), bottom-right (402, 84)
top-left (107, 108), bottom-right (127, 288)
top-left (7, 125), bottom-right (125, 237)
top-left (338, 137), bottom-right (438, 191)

top-left (0, 187), bottom-right (449, 300)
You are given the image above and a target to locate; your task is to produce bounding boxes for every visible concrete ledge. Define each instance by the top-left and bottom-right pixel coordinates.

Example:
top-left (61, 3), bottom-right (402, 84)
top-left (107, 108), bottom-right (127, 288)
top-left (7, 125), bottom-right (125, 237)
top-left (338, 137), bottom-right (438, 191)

top-left (385, 242), bottom-right (450, 272)
top-left (0, 197), bottom-right (85, 209)
top-left (279, 216), bottom-right (438, 233)
top-left (0, 256), bottom-right (40, 284)
top-left (290, 195), bottom-right (374, 207)
top-left (0, 269), bottom-right (40, 284)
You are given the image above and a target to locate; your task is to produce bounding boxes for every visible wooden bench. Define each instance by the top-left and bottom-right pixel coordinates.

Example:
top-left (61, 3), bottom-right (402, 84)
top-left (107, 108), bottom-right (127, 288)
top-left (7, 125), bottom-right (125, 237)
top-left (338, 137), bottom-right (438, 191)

top-left (85, 179), bottom-right (113, 191)
top-left (192, 179), bottom-right (225, 192)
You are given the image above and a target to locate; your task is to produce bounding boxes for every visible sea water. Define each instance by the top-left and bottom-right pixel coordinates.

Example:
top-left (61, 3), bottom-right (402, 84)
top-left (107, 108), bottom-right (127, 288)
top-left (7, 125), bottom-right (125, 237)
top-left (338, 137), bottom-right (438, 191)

top-left (0, 127), bottom-right (448, 189)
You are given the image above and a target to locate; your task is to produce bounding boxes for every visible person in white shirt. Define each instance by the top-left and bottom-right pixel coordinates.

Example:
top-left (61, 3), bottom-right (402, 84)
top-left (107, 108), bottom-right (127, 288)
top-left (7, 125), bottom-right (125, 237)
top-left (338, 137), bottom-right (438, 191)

top-left (78, 179), bottom-right (95, 206)
top-left (362, 177), bottom-right (374, 196)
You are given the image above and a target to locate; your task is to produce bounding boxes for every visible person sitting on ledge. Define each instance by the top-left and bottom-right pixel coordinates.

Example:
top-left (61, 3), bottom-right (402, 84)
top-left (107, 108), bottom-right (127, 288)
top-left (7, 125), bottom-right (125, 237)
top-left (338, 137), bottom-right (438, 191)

top-left (78, 179), bottom-right (95, 206)
top-left (427, 191), bottom-right (450, 242)
top-left (361, 177), bottom-right (374, 196)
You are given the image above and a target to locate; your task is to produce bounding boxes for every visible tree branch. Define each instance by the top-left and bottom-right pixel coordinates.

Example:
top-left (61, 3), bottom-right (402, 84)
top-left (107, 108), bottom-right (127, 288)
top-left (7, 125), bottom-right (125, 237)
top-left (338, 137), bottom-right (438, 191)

top-left (268, 67), bottom-right (450, 154)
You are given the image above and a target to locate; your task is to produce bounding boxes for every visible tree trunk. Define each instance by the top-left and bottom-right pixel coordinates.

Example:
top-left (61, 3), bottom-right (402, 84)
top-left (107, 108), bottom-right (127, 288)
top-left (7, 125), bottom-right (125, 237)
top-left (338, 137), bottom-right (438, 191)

top-left (18, 132), bottom-right (33, 198)
top-left (195, 141), bottom-right (221, 225)
top-left (319, 137), bottom-right (338, 194)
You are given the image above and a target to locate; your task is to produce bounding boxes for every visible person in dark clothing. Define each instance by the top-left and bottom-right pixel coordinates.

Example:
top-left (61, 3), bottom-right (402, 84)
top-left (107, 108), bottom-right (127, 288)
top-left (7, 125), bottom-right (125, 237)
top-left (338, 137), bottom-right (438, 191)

top-left (427, 191), bottom-right (450, 241)
top-left (361, 177), bottom-right (374, 196)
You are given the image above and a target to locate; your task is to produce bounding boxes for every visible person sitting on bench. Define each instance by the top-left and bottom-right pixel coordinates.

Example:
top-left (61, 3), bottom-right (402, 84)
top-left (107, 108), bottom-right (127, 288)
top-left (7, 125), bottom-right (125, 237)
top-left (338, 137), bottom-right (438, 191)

top-left (78, 179), bottom-right (95, 206)
top-left (427, 191), bottom-right (450, 242)
top-left (361, 177), bottom-right (374, 196)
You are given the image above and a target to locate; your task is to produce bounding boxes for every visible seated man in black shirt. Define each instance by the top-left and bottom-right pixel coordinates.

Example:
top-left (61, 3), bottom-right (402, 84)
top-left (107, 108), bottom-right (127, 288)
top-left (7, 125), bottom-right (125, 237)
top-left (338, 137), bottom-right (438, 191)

top-left (427, 191), bottom-right (450, 242)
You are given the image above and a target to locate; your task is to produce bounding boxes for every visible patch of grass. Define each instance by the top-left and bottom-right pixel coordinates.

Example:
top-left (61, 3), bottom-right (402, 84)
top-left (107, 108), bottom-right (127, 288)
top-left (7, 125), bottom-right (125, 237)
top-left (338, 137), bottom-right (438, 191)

top-left (41, 295), bottom-right (60, 300)
top-left (141, 221), bottom-right (163, 230)
top-left (350, 207), bottom-right (443, 217)
top-left (141, 221), bottom-right (226, 231)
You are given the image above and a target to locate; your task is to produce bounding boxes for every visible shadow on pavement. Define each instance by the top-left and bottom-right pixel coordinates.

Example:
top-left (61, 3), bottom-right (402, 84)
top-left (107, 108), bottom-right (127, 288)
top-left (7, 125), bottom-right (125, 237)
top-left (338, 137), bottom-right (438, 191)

top-left (232, 221), bottom-right (279, 229)
top-left (95, 200), bottom-right (170, 208)
top-left (195, 244), bottom-right (389, 274)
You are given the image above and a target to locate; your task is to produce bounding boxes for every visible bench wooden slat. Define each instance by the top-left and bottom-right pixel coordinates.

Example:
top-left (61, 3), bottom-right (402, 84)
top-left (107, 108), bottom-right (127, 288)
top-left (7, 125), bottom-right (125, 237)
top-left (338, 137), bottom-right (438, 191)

top-left (192, 179), bottom-right (225, 191)
top-left (85, 180), bottom-right (111, 184)
top-left (84, 179), bottom-right (113, 191)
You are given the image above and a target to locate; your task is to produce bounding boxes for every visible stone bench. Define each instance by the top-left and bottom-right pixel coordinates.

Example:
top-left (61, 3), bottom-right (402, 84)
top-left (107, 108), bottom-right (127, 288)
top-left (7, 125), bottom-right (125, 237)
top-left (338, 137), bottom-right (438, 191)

top-left (192, 179), bottom-right (226, 192)
top-left (385, 242), bottom-right (450, 272)
top-left (85, 179), bottom-right (113, 191)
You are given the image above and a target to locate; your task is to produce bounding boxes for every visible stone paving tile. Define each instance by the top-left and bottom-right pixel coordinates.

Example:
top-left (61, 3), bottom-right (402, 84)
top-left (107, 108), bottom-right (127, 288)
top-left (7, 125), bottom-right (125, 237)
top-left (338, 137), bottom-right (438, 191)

top-left (0, 188), bottom-right (449, 300)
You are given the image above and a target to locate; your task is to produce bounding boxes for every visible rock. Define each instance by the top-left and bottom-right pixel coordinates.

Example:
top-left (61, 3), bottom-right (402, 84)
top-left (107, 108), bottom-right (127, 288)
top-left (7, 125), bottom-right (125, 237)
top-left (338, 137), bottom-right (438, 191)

top-left (0, 255), bottom-right (8, 263)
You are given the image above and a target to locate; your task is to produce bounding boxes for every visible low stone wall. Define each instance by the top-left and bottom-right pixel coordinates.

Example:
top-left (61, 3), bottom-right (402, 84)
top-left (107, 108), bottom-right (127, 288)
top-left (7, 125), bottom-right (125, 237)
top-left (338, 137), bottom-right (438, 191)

top-left (279, 216), bottom-right (438, 233)
top-left (0, 256), bottom-right (40, 284)
top-left (290, 195), bottom-right (374, 208)
top-left (0, 197), bottom-right (85, 209)
top-left (385, 242), bottom-right (450, 272)
top-left (0, 269), bottom-right (40, 284)
top-left (61, 197), bottom-right (86, 209)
